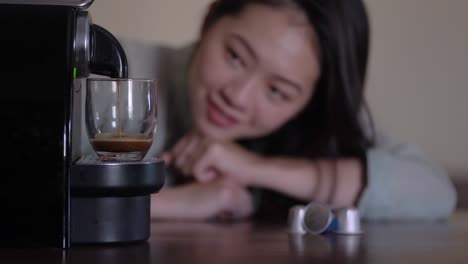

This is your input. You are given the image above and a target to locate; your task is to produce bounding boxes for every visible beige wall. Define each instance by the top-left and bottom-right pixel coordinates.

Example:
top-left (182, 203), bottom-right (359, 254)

top-left (363, 0), bottom-right (468, 179)
top-left (89, 0), bottom-right (212, 46)
top-left (89, 0), bottom-right (468, 179)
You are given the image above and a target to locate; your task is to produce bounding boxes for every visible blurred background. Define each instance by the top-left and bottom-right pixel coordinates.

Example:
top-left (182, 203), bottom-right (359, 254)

top-left (89, 0), bottom-right (468, 185)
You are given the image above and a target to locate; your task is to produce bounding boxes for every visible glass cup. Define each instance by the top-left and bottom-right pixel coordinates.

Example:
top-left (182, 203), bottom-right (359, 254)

top-left (85, 78), bottom-right (157, 162)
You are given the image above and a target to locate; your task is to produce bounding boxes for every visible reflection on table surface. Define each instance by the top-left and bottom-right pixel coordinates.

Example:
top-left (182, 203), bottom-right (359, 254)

top-left (1, 211), bottom-right (468, 264)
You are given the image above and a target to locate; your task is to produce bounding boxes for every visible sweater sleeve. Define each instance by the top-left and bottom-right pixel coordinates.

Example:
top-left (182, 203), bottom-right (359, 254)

top-left (358, 131), bottom-right (457, 221)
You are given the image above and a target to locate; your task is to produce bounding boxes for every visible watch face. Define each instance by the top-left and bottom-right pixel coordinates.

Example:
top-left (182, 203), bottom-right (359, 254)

top-left (0, 0), bottom-right (93, 8)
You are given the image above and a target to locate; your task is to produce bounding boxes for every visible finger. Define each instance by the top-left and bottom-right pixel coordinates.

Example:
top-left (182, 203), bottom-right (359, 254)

top-left (226, 185), bottom-right (254, 220)
top-left (193, 151), bottom-right (219, 183)
top-left (182, 137), bottom-right (210, 177)
top-left (168, 131), bottom-right (195, 168)
top-left (175, 135), bottom-right (202, 175)
top-left (234, 187), bottom-right (255, 219)
top-left (215, 210), bottom-right (234, 222)
top-left (161, 152), bottom-right (173, 165)
top-left (204, 169), bottom-right (218, 182)
top-left (170, 132), bottom-right (193, 158)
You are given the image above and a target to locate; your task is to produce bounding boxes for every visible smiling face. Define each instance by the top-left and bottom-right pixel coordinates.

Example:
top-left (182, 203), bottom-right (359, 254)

top-left (188, 4), bottom-right (321, 141)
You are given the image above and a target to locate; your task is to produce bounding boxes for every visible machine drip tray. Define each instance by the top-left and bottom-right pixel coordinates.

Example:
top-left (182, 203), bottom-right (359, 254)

top-left (70, 156), bottom-right (165, 244)
top-left (71, 156), bottom-right (165, 197)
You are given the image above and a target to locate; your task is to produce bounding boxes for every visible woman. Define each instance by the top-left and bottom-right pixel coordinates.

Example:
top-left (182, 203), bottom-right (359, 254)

top-left (133, 0), bottom-right (456, 221)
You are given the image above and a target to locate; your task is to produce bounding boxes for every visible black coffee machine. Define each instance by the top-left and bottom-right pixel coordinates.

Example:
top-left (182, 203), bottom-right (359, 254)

top-left (0, 0), bottom-right (164, 248)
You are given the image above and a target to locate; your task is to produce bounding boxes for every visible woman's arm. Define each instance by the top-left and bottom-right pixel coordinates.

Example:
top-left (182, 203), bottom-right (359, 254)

top-left (245, 157), bottom-right (364, 209)
top-left (163, 131), bottom-right (365, 209)
top-left (150, 178), bottom-right (254, 221)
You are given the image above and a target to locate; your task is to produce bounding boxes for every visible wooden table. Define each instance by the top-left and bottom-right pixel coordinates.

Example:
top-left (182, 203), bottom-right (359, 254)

top-left (1, 211), bottom-right (468, 264)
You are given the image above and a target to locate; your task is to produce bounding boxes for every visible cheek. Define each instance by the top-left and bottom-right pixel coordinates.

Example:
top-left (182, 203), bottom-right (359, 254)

top-left (191, 45), bottom-right (228, 92)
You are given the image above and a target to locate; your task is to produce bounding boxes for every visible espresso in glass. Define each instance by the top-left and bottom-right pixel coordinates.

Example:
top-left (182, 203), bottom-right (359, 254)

top-left (86, 78), bottom-right (157, 162)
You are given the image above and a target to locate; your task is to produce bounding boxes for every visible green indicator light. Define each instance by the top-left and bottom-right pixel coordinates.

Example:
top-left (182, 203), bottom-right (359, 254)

top-left (73, 67), bottom-right (77, 79)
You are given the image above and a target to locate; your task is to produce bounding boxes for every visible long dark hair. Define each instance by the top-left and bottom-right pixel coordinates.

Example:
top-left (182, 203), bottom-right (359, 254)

top-left (203, 0), bottom-right (375, 160)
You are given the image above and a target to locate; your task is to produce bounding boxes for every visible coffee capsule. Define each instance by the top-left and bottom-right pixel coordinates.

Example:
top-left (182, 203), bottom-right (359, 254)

top-left (333, 208), bottom-right (363, 235)
top-left (288, 205), bottom-right (307, 234)
top-left (302, 203), bottom-right (337, 235)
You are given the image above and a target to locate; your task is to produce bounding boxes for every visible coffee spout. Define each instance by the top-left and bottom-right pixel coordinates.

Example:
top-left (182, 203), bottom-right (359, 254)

top-left (89, 24), bottom-right (128, 78)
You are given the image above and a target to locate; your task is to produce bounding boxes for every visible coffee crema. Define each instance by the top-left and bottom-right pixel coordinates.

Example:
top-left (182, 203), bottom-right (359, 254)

top-left (91, 132), bottom-right (152, 152)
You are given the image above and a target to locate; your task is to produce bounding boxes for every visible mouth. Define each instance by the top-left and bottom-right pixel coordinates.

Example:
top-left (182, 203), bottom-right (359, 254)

top-left (206, 95), bottom-right (239, 128)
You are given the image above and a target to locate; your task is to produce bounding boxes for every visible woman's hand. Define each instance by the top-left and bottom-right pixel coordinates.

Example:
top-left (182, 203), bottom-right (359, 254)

top-left (151, 178), bottom-right (254, 221)
top-left (162, 131), bottom-right (260, 185)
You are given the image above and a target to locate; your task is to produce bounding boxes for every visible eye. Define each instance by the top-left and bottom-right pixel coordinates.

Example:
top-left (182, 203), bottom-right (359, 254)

top-left (268, 85), bottom-right (291, 102)
top-left (226, 47), bottom-right (244, 67)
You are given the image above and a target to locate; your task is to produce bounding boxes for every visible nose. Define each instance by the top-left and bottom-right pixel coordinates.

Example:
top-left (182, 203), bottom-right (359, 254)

top-left (221, 74), bottom-right (258, 112)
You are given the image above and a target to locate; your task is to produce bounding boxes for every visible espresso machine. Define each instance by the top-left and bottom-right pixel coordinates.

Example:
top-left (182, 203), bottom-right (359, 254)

top-left (0, 0), bottom-right (164, 248)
